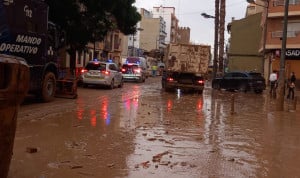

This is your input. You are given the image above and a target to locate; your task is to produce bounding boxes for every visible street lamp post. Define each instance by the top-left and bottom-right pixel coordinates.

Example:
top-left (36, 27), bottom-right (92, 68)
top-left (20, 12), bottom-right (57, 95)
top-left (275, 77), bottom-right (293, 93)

top-left (201, 12), bottom-right (218, 80)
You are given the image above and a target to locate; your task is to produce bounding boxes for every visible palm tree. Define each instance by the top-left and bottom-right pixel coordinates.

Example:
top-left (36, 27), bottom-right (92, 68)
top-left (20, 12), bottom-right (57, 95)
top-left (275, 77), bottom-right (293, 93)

top-left (218, 0), bottom-right (226, 74)
top-left (213, 0), bottom-right (220, 78)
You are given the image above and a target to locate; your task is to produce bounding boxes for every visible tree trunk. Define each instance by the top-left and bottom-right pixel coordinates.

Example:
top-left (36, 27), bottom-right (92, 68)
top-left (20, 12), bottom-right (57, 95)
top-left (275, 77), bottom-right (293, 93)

top-left (213, 0), bottom-right (220, 78)
top-left (218, 0), bottom-right (226, 74)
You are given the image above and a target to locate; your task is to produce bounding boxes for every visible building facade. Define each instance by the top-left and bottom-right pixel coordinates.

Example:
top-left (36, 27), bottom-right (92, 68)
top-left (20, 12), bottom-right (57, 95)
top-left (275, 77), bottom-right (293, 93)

top-left (263, 0), bottom-right (300, 83)
top-left (227, 13), bottom-right (263, 73)
top-left (139, 8), bottom-right (167, 55)
top-left (153, 6), bottom-right (179, 44)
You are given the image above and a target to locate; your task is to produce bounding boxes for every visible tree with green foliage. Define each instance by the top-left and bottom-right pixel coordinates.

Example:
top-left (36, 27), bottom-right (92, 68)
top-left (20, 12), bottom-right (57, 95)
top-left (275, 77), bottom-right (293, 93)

top-left (44, 0), bottom-right (141, 73)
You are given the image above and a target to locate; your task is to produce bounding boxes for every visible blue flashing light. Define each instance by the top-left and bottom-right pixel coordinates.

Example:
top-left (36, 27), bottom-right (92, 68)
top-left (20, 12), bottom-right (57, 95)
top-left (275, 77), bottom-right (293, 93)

top-left (93, 58), bottom-right (99, 61)
top-left (107, 59), bottom-right (113, 63)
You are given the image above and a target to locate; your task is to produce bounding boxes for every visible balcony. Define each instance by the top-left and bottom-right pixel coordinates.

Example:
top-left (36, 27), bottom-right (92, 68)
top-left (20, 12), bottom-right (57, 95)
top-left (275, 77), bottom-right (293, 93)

top-left (269, 0), bottom-right (300, 17)
top-left (266, 30), bottom-right (300, 48)
top-left (271, 30), bottom-right (300, 38)
top-left (273, 0), bottom-right (300, 6)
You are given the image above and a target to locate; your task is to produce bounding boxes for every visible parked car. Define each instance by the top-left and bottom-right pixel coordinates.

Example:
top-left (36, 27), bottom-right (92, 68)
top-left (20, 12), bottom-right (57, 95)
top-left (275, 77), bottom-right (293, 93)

top-left (121, 63), bottom-right (147, 82)
top-left (212, 71), bottom-right (266, 93)
top-left (79, 60), bottom-right (123, 89)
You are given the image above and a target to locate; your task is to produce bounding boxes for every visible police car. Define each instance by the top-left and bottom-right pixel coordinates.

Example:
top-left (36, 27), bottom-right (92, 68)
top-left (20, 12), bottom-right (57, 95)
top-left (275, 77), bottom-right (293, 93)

top-left (79, 60), bottom-right (123, 89)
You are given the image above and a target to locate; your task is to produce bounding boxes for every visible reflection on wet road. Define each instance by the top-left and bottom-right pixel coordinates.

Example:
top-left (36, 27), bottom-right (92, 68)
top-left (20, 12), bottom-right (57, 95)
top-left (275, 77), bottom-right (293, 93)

top-left (9, 77), bottom-right (300, 178)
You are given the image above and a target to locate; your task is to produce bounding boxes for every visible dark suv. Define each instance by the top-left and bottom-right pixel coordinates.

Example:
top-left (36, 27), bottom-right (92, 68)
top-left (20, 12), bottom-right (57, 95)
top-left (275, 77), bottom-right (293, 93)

top-left (212, 72), bottom-right (266, 93)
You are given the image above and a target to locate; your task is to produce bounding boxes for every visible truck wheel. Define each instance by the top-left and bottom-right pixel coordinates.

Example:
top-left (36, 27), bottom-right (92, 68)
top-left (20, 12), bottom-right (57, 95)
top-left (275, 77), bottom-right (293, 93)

top-left (41, 72), bottom-right (56, 102)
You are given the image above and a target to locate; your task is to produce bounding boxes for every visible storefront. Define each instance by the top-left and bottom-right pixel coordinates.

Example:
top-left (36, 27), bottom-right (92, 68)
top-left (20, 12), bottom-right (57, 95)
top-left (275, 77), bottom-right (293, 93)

top-left (269, 49), bottom-right (300, 84)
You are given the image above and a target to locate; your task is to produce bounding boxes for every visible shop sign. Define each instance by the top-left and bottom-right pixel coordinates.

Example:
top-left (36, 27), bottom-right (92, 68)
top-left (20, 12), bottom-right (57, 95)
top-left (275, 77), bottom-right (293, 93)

top-left (274, 49), bottom-right (300, 60)
top-left (285, 49), bottom-right (300, 59)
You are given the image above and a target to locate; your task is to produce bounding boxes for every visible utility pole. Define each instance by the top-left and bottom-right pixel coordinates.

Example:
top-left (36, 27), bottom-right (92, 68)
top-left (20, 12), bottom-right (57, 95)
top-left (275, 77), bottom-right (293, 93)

top-left (200, 0), bottom-right (220, 79)
top-left (277, 0), bottom-right (289, 111)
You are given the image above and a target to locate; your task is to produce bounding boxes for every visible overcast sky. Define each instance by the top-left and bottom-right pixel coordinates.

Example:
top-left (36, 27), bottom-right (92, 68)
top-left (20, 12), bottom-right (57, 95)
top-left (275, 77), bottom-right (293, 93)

top-left (134, 0), bottom-right (249, 47)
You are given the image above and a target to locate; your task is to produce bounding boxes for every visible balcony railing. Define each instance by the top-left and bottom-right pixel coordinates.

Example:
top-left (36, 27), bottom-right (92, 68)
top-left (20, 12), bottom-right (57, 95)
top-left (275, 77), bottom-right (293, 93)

top-left (273, 0), bottom-right (300, 6)
top-left (271, 30), bottom-right (300, 38)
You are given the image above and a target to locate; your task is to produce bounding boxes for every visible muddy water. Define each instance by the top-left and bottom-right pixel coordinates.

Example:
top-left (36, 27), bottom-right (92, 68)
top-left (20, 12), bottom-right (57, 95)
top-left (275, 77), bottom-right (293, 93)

top-left (8, 77), bottom-right (300, 178)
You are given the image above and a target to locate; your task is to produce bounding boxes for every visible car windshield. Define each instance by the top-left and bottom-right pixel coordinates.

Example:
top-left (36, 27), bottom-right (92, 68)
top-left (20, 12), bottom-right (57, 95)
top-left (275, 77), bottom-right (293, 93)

top-left (85, 63), bottom-right (106, 71)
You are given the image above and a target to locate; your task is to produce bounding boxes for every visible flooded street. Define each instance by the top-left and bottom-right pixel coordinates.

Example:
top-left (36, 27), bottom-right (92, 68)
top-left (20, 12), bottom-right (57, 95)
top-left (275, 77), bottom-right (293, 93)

top-left (9, 77), bottom-right (300, 178)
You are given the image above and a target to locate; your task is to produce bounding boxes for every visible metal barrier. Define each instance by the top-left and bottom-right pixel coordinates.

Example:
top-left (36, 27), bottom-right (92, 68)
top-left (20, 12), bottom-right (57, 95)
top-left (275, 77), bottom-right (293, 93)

top-left (0, 54), bottom-right (29, 178)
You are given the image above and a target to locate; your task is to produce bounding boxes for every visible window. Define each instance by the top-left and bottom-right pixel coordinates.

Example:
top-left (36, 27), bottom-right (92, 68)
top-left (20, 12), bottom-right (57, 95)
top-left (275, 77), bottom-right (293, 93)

top-left (288, 22), bottom-right (300, 33)
top-left (290, 0), bottom-right (300, 5)
top-left (109, 64), bottom-right (117, 71)
top-left (86, 63), bottom-right (106, 71)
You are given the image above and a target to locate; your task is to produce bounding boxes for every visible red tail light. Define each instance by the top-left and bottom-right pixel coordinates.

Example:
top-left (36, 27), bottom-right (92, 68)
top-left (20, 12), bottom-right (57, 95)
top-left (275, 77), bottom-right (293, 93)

top-left (134, 68), bottom-right (141, 73)
top-left (102, 71), bottom-right (110, 75)
top-left (167, 77), bottom-right (174, 82)
top-left (81, 69), bottom-right (88, 73)
top-left (121, 68), bottom-right (126, 72)
top-left (197, 80), bottom-right (204, 84)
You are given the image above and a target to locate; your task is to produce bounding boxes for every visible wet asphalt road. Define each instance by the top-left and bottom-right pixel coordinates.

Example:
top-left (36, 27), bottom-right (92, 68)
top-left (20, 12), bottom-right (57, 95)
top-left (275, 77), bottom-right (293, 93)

top-left (8, 77), bottom-right (300, 178)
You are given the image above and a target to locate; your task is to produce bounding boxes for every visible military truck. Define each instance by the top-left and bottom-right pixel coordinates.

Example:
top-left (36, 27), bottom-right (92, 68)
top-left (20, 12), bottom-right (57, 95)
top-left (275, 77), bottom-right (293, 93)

top-left (0, 0), bottom-right (64, 102)
top-left (161, 43), bottom-right (211, 93)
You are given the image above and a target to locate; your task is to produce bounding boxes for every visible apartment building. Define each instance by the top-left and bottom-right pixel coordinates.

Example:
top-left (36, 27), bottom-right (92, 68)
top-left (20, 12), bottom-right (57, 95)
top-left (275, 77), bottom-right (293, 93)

top-left (153, 6), bottom-right (179, 44)
top-left (264, 0), bottom-right (300, 81)
top-left (138, 8), bottom-right (167, 55)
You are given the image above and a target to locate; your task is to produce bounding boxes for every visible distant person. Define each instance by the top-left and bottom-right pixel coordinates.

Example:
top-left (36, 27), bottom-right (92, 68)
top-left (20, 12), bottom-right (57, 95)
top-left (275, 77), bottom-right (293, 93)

top-left (152, 64), bottom-right (158, 77)
top-left (269, 70), bottom-right (278, 94)
top-left (287, 72), bottom-right (296, 100)
top-left (290, 72), bottom-right (296, 83)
